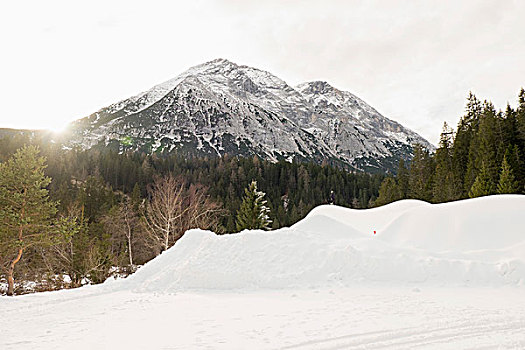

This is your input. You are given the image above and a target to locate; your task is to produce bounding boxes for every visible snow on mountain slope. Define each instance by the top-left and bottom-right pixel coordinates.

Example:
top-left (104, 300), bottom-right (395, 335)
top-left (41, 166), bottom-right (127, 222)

top-left (295, 81), bottom-right (428, 167)
top-left (119, 195), bottom-right (525, 293)
top-left (69, 59), bottom-right (433, 172)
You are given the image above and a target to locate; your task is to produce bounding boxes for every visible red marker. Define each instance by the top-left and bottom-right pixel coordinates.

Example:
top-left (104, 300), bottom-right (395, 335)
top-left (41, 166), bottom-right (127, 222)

top-left (373, 231), bottom-right (376, 235)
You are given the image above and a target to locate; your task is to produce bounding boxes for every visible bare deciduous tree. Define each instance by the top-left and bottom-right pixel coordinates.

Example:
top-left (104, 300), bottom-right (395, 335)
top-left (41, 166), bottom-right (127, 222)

top-left (144, 175), bottom-right (186, 253)
top-left (102, 198), bottom-right (141, 267)
top-left (144, 175), bottom-right (223, 255)
top-left (183, 183), bottom-right (223, 234)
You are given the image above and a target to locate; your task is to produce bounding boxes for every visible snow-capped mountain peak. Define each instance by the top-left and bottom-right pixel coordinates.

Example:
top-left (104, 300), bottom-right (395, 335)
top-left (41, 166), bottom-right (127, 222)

top-left (70, 59), bottom-right (434, 173)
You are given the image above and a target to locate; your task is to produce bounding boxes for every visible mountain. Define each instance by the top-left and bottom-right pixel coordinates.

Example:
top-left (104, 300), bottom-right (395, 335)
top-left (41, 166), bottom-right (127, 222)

top-left (68, 59), bottom-right (433, 172)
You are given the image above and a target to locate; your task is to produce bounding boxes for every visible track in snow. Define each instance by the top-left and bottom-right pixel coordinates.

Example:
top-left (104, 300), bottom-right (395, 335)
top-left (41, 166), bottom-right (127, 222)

top-left (2, 287), bottom-right (524, 349)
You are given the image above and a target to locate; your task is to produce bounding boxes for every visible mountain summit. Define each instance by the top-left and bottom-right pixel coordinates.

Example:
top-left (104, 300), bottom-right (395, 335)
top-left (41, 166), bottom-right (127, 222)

top-left (70, 59), bottom-right (433, 172)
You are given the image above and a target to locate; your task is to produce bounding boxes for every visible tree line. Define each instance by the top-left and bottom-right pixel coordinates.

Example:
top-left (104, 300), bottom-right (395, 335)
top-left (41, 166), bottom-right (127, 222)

top-left (0, 133), bottom-right (383, 229)
top-left (0, 135), bottom-right (383, 295)
top-left (375, 89), bottom-right (525, 205)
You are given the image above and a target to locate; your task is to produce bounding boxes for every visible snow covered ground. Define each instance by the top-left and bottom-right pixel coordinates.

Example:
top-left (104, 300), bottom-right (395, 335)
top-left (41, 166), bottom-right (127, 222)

top-left (2, 195), bottom-right (525, 349)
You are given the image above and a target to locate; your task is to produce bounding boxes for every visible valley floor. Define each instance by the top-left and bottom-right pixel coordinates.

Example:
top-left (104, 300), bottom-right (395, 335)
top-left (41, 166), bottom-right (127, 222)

top-left (2, 286), bottom-right (525, 350)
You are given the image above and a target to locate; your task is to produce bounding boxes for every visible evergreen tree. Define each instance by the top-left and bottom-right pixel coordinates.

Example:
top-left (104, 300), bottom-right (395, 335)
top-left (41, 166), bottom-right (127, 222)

top-left (52, 212), bottom-right (112, 287)
top-left (433, 122), bottom-right (461, 202)
top-left (497, 156), bottom-right (519, 194)
top-left (457, 92), bottom-right (482, 194)
top-left (0, 146), bottom-right (61, 295)
top-left (517, 88), bottom-right (525, 146)
top-left (502, 104), bottom-right (518, 148)
top-left (408, 144), bottom-right (434, 201)
top-left (469, 161), bottom-right (495, 198)
top-left (464, 130), bottom-right (481, 193)
top-left (396, 159), bottom-right (409, 198)
top-left (507, 145), bottom-right (525, 191)
top-left (374, 177), bottom-right (402, 207)
top-left (235, 180), bottom-right (272, 231)
top-left (477, 102), bottom-right (500, 183)
top-left (131, 183), bottom-right (142, 212)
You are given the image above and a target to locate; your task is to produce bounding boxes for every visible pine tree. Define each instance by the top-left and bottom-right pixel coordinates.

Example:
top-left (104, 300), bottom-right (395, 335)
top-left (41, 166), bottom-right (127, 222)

top-left (131, 183), bottom-right (142, 212)
top-left (464, 132), bottom-right (481, 193)
top-left (502, 104), bottom-right (518, 148)
top-left (374, 177), bottom-right (402, 207)
top-left (52, 212), bottom-right (111, 287)
top-left (469, 161), bottom-right (495, 198)
top-left (434, 122), bottom-right (463, 202)
top-left (477, 102), bottom-right (500, 183)
top-left (497, 156), bottom-right (519, 194)
top-left (0, 146), bottom-right (60, 295)
top-left (517, 88), bottom-right (525, 145)
top-left (408, 144), bottom-right (434, 201)
top-left (457, 93), bottom-right (483, 194)
top-left (508, 145), bottom-right (525, 191)
top-left (396, 159), bottom-right (409, 198)
top-left (235, 180), bottom-right (272, 231)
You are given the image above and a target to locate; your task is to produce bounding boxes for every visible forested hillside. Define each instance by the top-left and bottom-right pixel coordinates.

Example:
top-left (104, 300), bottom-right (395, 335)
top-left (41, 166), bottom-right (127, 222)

top-left (0, 134), bottom-right (382, 294)
top-left (0, 136), bottom-right (382, 226)
top-left (375, 89), bottom-right (525, 205)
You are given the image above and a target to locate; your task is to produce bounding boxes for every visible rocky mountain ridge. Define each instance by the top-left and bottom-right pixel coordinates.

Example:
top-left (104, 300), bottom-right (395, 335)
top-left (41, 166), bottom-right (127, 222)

top-left (69, 58), bottom-right (433, 172)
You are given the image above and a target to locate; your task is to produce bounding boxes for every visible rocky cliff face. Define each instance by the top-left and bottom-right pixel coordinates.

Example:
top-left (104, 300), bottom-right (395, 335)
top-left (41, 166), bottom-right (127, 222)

top-left (69, 59), bottom-right (433, 172)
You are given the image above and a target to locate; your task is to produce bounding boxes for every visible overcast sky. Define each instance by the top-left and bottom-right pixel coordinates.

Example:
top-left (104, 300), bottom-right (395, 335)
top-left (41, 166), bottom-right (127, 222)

top-left (1, 0), bottom-right (524, 144)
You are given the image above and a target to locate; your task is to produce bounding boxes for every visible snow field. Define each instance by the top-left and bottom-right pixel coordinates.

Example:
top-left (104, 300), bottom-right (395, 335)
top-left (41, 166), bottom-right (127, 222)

top-left (123, 195), bottom-right (525, 292)
top-left (2, 195), bottom-right (525, 349)
top-left (2, 287), bottom-right (525, 349)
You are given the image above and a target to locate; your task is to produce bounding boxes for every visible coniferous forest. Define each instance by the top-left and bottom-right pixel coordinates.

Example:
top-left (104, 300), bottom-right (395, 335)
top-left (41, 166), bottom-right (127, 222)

top-left (1, 88), bottom-right (524, 295)
top-left (375, 89), bottom-right (525, 205)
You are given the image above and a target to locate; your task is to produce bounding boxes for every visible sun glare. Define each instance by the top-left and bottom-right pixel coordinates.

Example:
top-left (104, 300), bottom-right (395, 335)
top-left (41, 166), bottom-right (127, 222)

top-left (46, 122), bottom-right (69, 134)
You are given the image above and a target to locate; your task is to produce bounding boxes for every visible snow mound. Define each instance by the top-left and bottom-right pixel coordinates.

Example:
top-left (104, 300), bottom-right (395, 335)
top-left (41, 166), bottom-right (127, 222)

top-left (380, 195), bottom-right (525, 251)
top-left (123, 195), bottom-right (525, 292)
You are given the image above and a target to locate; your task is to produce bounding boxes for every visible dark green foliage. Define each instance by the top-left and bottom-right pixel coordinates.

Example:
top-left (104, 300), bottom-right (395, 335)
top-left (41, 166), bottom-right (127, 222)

top-left (375, 89), bottom-right (525, 207)
top-left (80, 152), bottom-right (382, 231)
top-left (53, 215), bottom-right (113, 287)
top-left (469, 161), bottom-right (495, 198)
top-left (497, 156), bottom-right (519, 194)
top-left (408, 144), bottom-right (434, 201)
top-left (517, 88), bottom-right (525, 145)
top-left (374, 177), bottom-right (402, 207)
top-left (12, 147), bottom-right (381, 232)
top-left (433, 122), bottom-right (462, 202)
top-left (0, 146), bottom-right (64, 295)
top-left (455, 92), bottom-right (482, 195)
top-left (236, 181), bottom-right (272, 231)
top-left (396, 159), bottom-right (409, 198)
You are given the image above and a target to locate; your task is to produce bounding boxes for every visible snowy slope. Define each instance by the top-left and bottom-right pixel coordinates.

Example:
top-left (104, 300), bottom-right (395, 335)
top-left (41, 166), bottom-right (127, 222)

top-left (120, 195), bottom-right (525, 292)
top-left (69, 59), bottom-right (433, 172)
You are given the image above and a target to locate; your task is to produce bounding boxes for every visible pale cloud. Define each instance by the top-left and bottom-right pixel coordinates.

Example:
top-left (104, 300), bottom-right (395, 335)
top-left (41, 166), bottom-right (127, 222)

top-left (0, 0), bottom-right (524, 143)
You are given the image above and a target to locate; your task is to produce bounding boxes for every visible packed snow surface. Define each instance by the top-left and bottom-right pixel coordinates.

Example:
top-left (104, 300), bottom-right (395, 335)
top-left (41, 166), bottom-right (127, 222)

top-left (2, 195), bottom-right (525, 349)
top-left (123, 195), bottom-right (525, 292)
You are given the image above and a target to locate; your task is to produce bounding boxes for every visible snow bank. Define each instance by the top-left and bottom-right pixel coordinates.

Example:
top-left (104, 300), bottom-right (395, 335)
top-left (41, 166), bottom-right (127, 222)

top-left (123, 195), bottom-right (525, 292)
top-left (379, 195), bottom-right (525, 251)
